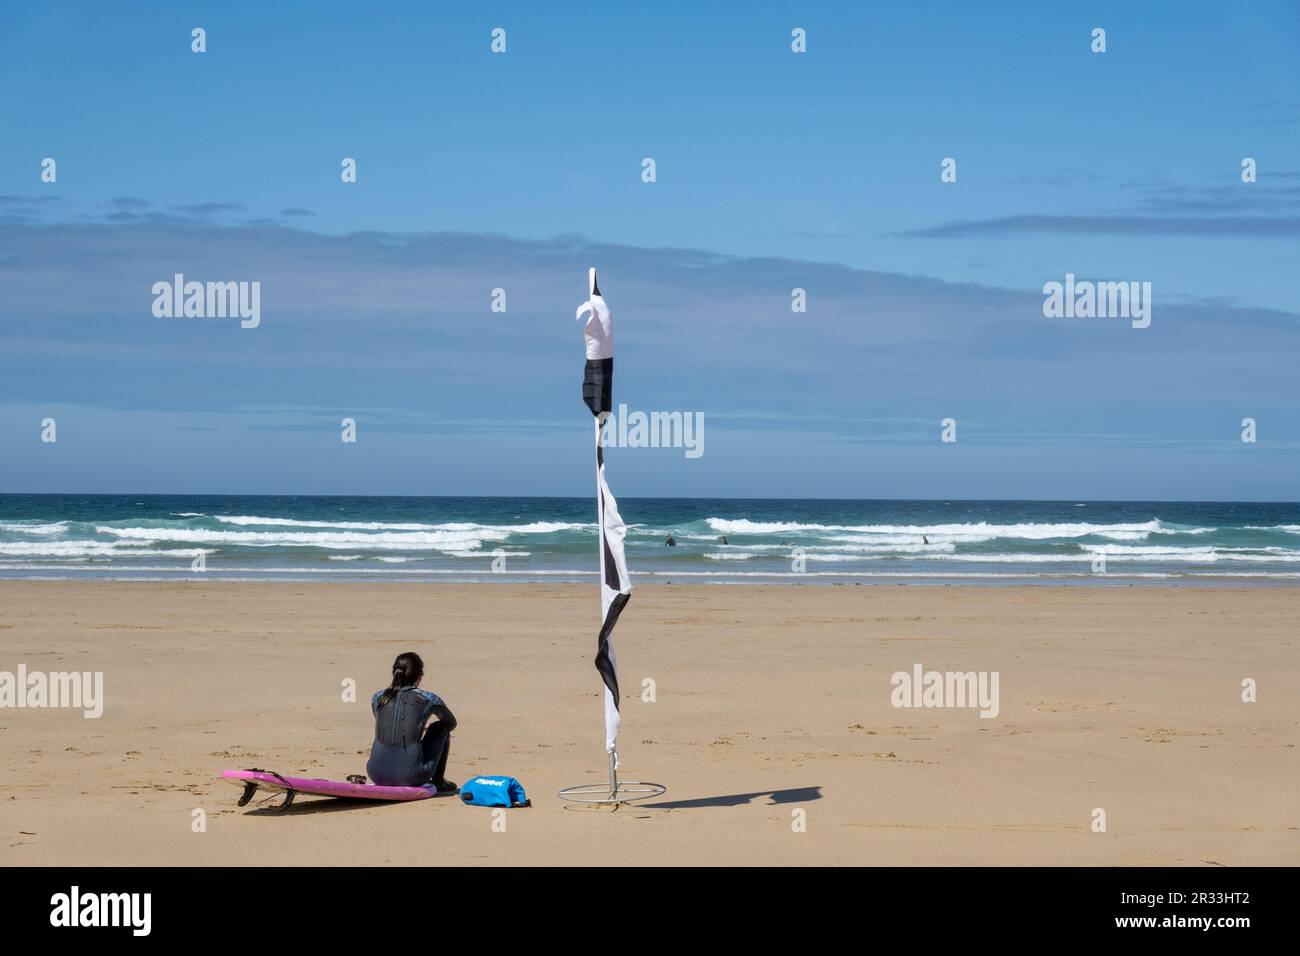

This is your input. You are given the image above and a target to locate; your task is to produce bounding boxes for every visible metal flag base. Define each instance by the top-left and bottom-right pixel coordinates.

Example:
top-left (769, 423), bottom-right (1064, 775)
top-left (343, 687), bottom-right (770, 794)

top-left (558, 751), bottom-right (666, 805)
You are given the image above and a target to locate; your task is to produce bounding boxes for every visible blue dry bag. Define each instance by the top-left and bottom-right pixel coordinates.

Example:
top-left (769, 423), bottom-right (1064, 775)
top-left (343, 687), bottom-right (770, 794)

top-left (459, 775), bottom-right (529, 808)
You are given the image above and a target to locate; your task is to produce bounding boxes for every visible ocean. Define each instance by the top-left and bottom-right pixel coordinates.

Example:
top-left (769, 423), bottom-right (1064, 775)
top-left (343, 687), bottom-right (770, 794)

top-left (1, 494), bottom-right (1298, 585)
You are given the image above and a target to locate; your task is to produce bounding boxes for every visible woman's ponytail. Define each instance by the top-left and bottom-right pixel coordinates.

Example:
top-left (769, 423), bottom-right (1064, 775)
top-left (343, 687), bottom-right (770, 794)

top-left (378, 651), bottom-right (424, 708)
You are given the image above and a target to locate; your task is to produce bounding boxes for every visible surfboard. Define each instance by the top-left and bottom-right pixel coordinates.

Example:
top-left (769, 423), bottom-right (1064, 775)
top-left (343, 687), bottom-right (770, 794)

top-left (221, 769), bottom-right (440, 809)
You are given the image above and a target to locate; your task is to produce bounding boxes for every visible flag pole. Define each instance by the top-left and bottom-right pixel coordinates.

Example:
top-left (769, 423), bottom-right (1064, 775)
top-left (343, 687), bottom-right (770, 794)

top-left (558, 266), bottom-right (665, 807)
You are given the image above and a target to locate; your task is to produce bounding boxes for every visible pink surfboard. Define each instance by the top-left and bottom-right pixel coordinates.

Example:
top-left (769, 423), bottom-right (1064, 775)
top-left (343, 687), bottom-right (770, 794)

top-left (221, 769), bottom-right (440, 809)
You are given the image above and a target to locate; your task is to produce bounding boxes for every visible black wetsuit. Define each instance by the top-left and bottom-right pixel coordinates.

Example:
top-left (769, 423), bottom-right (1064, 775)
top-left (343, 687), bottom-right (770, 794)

top-left (366, 686), bottom-right (455, 787)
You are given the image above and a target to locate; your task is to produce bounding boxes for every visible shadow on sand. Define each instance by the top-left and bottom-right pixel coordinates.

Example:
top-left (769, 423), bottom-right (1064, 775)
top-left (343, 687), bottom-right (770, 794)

top-left (244, 794), bottom-right (458, 816)
top-left (238, 787), bottom-right (820, 814)
top-left (642, 786), bottom-right (822, 810)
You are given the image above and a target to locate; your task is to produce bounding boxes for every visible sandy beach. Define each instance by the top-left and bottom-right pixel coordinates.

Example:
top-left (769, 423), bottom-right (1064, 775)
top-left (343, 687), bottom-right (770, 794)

top-left (1, 581), bottom-right (1296, 866)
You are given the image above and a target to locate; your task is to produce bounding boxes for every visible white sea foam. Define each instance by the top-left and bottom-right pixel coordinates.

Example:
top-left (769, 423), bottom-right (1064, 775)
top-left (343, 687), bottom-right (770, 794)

top-left (926, 550), bottom-right (1300, 564)
top-left (1081, 544), bottom-right (1300, 561)
top-left (1082, 544), bottom-right (1222, 556)
top-left (0, 564), bottom-right (598, 576)
top-left (823, 541), bottom-right (957, 553)
top-left (214, 515), bottom-right (442, 531)
top-left (2, 564), bottom-right (1296, 582)
top-left (703, 518), bottom-right (1180, 539)
top-left (0, 521), bottom-right (69, 536)
top-left (0, 540), bottom-right (210, 558)
top-left (97, 525), bottom-right (499, 552)
top-left (691, 540), bottom-right (962, 558)
top-left (210, 514), bottom-right (589, 534)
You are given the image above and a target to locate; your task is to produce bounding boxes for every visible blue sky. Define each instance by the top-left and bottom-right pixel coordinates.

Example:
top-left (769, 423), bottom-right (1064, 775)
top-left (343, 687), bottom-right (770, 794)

top-left (1, 1), bottom-right (1297, 499)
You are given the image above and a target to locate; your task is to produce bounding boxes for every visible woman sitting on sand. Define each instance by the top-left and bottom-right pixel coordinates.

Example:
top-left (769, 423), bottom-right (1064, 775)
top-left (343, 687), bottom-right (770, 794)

top-left (366, 652), bottom-right (459, 794)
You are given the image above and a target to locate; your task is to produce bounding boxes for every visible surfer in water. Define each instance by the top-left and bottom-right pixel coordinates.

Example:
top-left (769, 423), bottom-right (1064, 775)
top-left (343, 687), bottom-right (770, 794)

top-left (665, 533), bottom-right (676, 547)
top-left (367, 652), bottom-right (458, 794)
